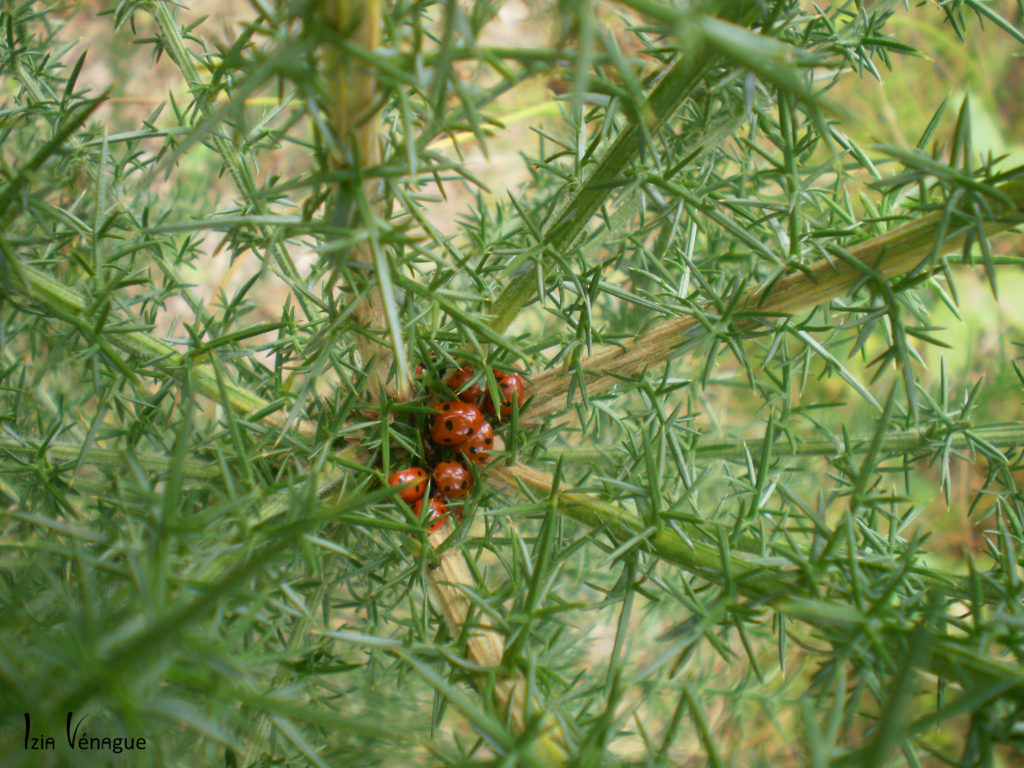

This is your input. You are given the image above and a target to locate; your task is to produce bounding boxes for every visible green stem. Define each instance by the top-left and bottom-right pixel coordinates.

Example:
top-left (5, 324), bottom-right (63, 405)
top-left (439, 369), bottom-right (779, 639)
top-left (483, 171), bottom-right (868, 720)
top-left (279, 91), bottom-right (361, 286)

top-left (553, 423), bottom-right (1024, 463)
top-left (494, 462), bottom-right (1024, 698)
top-left (488, 51), bottom-right (718, 335)
top-left (0, 435), bottom-right (221, 479)
top-left (4, 258), bottom-right (271, 418)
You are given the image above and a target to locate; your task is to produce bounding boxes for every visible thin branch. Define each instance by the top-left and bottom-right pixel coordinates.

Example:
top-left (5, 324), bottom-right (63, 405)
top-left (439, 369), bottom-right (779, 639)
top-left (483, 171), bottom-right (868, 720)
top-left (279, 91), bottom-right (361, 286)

top-left (489, 461), bottom-right (1024, 699)
top-left (527, 177), bottom-right (1024, 419)
top-left (323, 0), bottom-right (411, 401)
top-left (424, 520), bottom-right (571, 764)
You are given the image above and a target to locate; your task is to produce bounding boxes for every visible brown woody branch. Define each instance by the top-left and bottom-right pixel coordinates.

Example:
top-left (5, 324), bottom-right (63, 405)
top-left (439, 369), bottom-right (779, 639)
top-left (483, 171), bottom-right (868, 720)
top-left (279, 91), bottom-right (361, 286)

top-left (324, 0), bottom-right (410, 402)
top-left (526, 178), bottom-right (1024, 419)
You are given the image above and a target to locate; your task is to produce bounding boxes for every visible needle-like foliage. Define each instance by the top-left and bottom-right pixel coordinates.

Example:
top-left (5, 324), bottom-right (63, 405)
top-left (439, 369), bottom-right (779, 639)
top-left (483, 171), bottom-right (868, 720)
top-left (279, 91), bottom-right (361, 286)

top-left (2, 1), bottom-right (1024, 766)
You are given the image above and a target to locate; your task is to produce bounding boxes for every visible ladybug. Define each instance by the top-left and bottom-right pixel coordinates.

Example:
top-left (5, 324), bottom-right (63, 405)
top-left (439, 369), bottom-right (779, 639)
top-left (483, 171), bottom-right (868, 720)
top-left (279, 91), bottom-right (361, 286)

top-left (388, 467), bottom-right (429, 504)
top-left (485, 370), bottom-right (526, 419)
top-left (414, 350), bottom-right (437, 376)
top-left (429, 400), bottom-right (485, 445)
top-left (413, 496), bottom-right (450, 532)
top-left (447, 365), bottom-right (485, 403)
top-left (433, 460), bottom-right (472, 499)
top-left (458, 421), bottom-right (494, 465)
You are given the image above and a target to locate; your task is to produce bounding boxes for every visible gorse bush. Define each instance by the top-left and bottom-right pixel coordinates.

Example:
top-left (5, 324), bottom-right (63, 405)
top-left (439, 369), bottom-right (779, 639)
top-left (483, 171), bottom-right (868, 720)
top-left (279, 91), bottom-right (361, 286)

top-left (2, 0), bottom-right (1024, 765)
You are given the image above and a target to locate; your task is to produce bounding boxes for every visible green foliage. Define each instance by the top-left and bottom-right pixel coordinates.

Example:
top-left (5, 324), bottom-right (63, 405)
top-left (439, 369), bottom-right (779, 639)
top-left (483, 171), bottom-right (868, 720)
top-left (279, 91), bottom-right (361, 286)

top-left (2, 0), bottom-right (1024, 766)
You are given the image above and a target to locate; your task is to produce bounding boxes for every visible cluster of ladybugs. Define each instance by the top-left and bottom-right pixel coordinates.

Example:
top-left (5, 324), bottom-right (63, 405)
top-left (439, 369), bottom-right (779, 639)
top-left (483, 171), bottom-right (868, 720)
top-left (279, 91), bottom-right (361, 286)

top-left (387, 365), bottom-right (526, 532)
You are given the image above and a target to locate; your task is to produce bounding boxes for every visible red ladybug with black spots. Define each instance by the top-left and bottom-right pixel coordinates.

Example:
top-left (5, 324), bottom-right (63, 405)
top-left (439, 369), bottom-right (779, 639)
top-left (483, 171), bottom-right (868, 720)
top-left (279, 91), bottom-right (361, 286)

top-left (434, 460), bottom-right (472, 499)
top-left (414, 496), bottom-right (450, 531)
top-left (387, 467), bottom-right (428, 503)
top-left (429, 400), bottom-right (485, 445)
top-left (447, 365), bottom-right (486, 403)
top-left (485, 370), bottom-right (526, 419)
top-left (459, 421), bottom-right (494, 465)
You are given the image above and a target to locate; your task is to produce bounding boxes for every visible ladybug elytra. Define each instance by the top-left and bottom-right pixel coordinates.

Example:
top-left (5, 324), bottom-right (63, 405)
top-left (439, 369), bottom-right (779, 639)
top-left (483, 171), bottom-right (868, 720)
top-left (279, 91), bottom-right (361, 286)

top-left (414, 496), bottom-right (450, 532)
top-left (388, 467), bottom-right (429, 504)
top-left (447, 365), bottom-right (486, 403)
top-left (429, 400), bottom-right (485, 445)
top-left (458, 421), bottom-right (494, 465)
top-left (434, 460), bottom-right (472, 499)
top-left (484, 370), bottom-right (526, 419)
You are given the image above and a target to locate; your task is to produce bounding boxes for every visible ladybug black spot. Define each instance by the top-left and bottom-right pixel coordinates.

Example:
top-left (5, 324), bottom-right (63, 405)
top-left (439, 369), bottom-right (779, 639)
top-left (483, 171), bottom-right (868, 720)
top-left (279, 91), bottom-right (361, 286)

top-left (442, 403), bottom-right (450, 410)
top-left (465, 428), bottom-right (473, 435)
top-left (460, 481), bottom-right (467, 489)
top-left (470, 447), bottom-right (478, 454)
top-left (445, 419), bottom-right (454, 430)
top-left (485, 438), bottom-right (492, 445)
